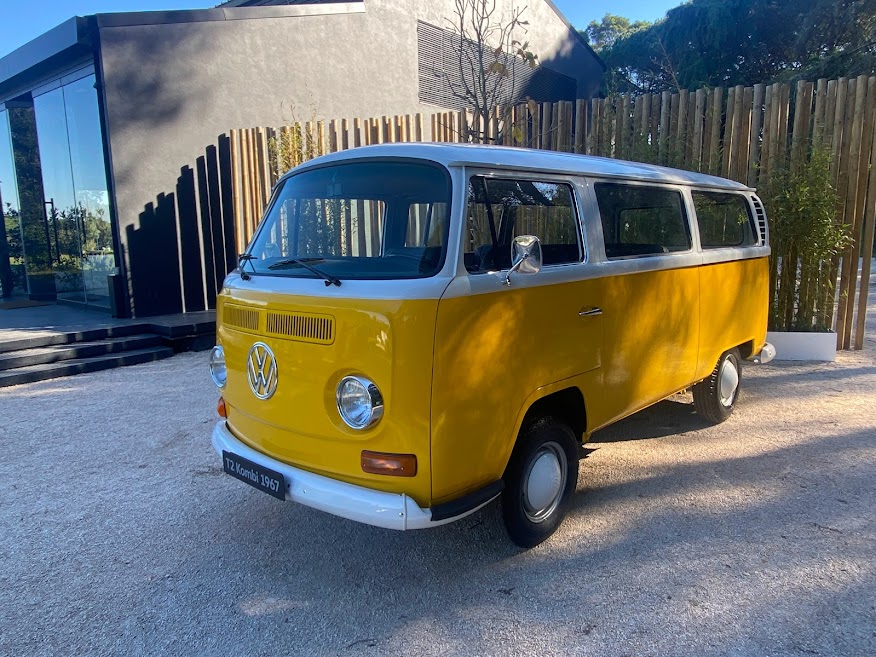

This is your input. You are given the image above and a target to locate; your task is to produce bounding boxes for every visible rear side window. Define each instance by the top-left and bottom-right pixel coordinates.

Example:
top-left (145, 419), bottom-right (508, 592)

top-left (693, 191), bottom-right (757, 248)
top-left (465, 177), bottom-right (582, 273)
top-left (594, 183), bottom-right (691, 259)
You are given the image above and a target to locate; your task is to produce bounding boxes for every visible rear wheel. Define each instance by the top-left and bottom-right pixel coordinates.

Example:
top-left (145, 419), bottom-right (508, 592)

top-left (501, 416), bottom-right (578, 548)
top-left (692, 348), bottom-right (742, 424)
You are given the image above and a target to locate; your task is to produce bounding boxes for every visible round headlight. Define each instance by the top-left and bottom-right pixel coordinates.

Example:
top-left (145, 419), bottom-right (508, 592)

top-left (209, 345), bottom-right (227, 388)
top-left (336, 376), bottom-right (383, 429)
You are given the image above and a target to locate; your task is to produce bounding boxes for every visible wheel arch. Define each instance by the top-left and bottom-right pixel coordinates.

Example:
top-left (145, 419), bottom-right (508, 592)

top-left (499, 382), bottom-right (588, 476)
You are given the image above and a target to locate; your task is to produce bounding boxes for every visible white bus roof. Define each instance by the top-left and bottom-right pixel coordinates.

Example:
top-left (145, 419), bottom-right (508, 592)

top-left (288, 143), bottom-right (754, 192)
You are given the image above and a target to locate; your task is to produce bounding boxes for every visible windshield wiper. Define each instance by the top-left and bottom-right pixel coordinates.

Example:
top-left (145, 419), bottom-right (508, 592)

top-left (268, 257), bottom-right (342, 287)
top-left (237, 253), bottom-right (257, 281)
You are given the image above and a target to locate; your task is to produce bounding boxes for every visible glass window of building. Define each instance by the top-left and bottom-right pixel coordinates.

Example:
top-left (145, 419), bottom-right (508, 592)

top-left (32, 71), bottom-right (113, 308)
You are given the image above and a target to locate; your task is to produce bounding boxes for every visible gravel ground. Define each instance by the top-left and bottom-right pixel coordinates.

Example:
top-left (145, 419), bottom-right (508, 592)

top-left (1, 337), bottom-right (874, 656)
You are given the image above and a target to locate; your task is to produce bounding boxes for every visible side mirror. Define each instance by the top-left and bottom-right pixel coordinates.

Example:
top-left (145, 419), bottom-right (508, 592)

top-left (504, 235), bottom-right (542, 286)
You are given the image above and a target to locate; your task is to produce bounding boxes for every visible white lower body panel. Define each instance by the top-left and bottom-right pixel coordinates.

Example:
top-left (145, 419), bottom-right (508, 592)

top-left (211, 421), bottom-right (490, 530)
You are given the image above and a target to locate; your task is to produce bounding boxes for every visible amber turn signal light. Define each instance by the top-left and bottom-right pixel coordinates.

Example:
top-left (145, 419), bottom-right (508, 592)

top-left (217, 397), bottom-right (227, 418)
top-left (361, 451), bottom-right (417, 477)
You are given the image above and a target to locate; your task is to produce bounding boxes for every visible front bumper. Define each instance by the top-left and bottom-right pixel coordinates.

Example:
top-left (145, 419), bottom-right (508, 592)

top-left (212, 421), bottom-right (492, 530)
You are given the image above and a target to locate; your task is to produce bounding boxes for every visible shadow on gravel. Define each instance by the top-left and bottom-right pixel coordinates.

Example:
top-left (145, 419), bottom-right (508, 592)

top-left (187, 426), bottom-right (876, 656)
top-left (589, 398), bottom-right (712, 442)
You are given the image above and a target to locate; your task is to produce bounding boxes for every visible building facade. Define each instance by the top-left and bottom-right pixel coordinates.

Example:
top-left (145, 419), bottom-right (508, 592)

top-left (0, 0), bottom-right (603, 317)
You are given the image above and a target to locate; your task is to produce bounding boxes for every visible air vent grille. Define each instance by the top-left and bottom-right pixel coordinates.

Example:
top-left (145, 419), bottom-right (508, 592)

top-left (223, 305), bottom-right (260, 331)
top-left (752, 196), bottom-right (768, 245)
top-left (265, 311), bottom-right (335, 344)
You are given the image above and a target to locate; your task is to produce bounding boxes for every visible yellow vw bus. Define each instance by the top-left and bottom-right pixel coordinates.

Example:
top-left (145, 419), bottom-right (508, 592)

top-left (209, 143), bottom-right (775, 547)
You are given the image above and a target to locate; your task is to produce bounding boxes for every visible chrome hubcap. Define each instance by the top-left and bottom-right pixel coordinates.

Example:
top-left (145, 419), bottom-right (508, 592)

top-left (522, 441), bottom-right (567, 523)
top-left (718, 358), bottom-right (739, 407)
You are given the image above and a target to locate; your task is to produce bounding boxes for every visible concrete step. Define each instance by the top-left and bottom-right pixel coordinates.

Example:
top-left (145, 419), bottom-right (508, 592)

top-left (0, 324), bottom-right (153, 355)
top-left (0, 346), bottom-right (175, 388)
top-left (0, 334), bottom-right (165, 371)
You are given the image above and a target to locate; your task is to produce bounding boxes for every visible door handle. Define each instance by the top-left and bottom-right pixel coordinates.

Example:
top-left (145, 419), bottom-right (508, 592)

top-left (578, 307), bottom-right (603, 317)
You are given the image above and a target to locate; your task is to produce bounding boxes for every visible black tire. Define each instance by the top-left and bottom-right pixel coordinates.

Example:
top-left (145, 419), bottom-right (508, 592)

top-left (692, 348), bottom-right (742, 424)
top-left (501, 416), bottom-right (579, 548)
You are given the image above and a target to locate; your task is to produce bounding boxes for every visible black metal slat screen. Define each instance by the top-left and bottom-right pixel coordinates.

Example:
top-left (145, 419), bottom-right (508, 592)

top-left (417, 21), bottom-right (577, 111)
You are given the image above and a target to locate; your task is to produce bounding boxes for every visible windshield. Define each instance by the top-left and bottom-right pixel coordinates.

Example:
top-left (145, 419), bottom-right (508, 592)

top-left (246, 161), bottom-right (452, 280)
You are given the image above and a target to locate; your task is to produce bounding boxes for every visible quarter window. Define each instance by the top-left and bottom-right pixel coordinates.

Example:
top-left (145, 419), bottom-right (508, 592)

top-left (693, 191), bottom-right (757, 248)
top-left (465, 177), bottom-right (581, 273)
top-left (594, 183), bottom-right (691, 259)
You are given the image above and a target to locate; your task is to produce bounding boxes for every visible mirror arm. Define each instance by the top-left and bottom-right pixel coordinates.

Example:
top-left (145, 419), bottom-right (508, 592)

top-left (504, 252), bottom-right (530, 286)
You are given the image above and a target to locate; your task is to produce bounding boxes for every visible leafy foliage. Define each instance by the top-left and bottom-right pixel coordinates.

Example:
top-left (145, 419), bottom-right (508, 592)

top-left (599, 0), bottom-right (876, 93)
top-left (580, 14), bottom-right (650, 53)
top-left (761, 147), bottom-right (851, 332)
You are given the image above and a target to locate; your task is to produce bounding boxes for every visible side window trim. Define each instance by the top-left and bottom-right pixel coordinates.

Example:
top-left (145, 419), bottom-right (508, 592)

top-left (587, 178), bottom-right (696, 260)
top-left (689, 187), bottom-right (758, 250)
top-left (461, 169), bottom-right (588, 272)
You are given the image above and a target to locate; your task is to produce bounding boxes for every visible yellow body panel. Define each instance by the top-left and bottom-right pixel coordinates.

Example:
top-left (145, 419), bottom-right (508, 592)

top-left (427, 257), bottom-right (769, 502)
top-left (697, 256), bottom-right (770, 376)
top-left (592, 265), bottom-right (700, 431)
top-left (218, 256), bottom-right (769, 509)
top-left (217, 290), bottom-right (438, 507)
top-left (430, 278), bottom-right (604, 503)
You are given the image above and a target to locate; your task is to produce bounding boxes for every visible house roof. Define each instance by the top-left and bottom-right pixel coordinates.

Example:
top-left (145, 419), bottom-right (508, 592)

top-left (0, 2), bottom-right (366, 99)
top-left (287, 143), bottom-right (753, 191)
top-left (216, 0), bottom-right (357, 6)
top-left (213, 0), bottom-right (605, 70)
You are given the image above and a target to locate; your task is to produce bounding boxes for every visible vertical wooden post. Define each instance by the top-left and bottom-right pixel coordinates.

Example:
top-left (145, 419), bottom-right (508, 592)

top-left (673, 91), bottom-right (685, 168)
top-left (574, 99), bottom-right (586, 154)
top-left (707, 87), bottom-right (723, 175)
top-left (659, 90), bottom-right (671, 164)
top-left (855, 78), bottom-right (876, 348)
top-left (721, 86), bottom-right (737, 179)
top-left (842, 75), bottom-right (875, 348)
top-left (748, 84), bottom-right (765, 186)
top-left (692, 88), bottom-right (706, 172)
top-left (836, 78), bottom-right (864, 348)
top-left (589, 98), bottom-right (601, 155)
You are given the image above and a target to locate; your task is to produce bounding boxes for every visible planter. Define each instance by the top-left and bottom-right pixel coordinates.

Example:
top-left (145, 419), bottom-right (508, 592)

top-left (766, 331), bottom-right (836, 362)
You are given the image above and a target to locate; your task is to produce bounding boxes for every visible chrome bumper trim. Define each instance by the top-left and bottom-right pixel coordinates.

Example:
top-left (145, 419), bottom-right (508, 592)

top-left (752, 342), bottom-right (776, 364)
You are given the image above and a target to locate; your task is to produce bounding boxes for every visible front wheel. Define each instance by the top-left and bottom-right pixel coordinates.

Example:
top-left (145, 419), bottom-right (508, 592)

top-left (501, 416), bottom-right (579, 548)
top-left (692, 348), bottom-right (742, 424)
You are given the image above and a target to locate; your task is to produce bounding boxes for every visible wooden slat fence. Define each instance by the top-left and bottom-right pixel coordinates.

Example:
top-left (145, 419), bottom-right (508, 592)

top-left (228, 76), bottom-right (876, 350)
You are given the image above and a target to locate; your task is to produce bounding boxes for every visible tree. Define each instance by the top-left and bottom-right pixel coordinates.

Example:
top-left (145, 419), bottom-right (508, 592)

top-left (600, 0), bottom-right (876, 93)
top-left (446, 0), bottom-right (538, 143)
top-left (580, 13), bottom-right (650, 52)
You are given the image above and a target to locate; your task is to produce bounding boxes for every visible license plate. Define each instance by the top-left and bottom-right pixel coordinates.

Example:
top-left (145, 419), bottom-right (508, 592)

top-left (222, 451), bottom-right (286, 500)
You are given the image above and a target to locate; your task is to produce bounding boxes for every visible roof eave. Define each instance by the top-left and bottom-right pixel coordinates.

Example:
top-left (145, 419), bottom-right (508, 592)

top-left (0, 17), bottom-right (93, 95)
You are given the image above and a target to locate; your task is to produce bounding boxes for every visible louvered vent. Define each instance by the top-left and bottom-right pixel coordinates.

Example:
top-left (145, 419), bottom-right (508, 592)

top-left (417, 21), bottom-right (577, 112)
top-left (751, 196), bottom-right (768, 245)
top-left (223, 305), bottom-right (260, 332)
top-left (265, 311), bottom-right (335, 345)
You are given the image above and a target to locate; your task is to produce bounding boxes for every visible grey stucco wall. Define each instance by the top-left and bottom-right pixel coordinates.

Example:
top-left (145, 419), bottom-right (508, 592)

top-left (97, 0), bottom-right (600, 316)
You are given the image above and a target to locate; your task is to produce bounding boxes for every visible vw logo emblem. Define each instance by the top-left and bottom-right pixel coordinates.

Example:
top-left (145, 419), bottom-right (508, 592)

top-left (246, 342), bottom-right (278, 400)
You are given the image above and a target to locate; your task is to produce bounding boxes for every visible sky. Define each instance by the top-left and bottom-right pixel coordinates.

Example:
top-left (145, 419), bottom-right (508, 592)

top-left (0, 0), bottom-right (680, 59)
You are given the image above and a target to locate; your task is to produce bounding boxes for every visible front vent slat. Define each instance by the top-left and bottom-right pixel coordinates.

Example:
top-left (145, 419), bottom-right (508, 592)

top-left (265, 311), bottom-right (335, 345)
top-left (752, 197), bottom-right (768, 246)
top-left (223, 305), bottom-right (260, 332)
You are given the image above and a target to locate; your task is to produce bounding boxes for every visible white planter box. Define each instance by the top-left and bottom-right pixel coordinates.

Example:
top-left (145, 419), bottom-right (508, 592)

top-left (766, 331), bottom-right (836, 362)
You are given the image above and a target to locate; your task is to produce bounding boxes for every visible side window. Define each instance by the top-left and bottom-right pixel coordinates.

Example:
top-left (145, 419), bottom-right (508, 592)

top-left (693, 191), bottom-right (757, 248)
top-left (594, 183), bottom-right (691, 259)
top-left (465, 177), bottom-right (582, 273)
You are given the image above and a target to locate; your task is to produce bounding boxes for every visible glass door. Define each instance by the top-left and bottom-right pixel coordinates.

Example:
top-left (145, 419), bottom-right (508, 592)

top-left (63, 75), bottom-right (113, 308)
top-left (33, 86), bottom-right (86, 303)
top-left (32, 73), bottom-right (113, 308)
